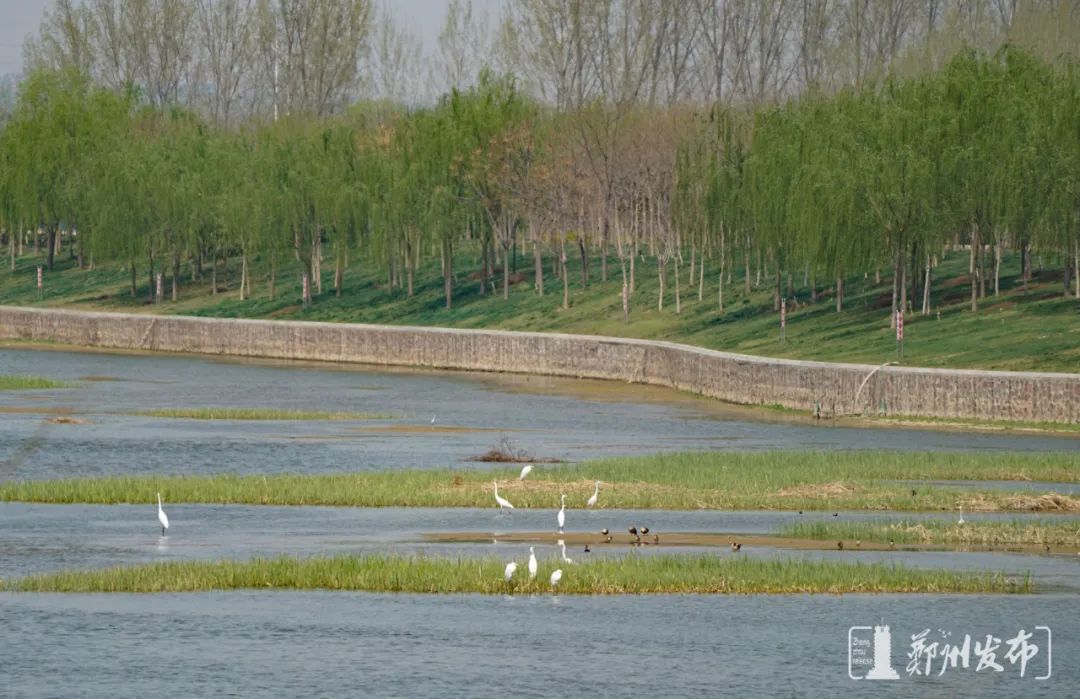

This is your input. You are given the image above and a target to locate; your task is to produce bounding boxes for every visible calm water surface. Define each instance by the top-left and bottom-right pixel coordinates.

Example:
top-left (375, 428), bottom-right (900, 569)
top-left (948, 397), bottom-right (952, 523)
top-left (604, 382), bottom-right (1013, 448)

top-left (1, 348), bottom-right (1077, 482)
top-left (1, 347), bottom-right (1077, 697)
top-left (1, 592), bottom-right (1073, 697)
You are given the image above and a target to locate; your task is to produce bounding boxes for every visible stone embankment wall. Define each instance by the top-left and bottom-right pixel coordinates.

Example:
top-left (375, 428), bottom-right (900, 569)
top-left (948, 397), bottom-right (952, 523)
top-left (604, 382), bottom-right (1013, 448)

top-left (0, 306), bottom-right (1076, 423)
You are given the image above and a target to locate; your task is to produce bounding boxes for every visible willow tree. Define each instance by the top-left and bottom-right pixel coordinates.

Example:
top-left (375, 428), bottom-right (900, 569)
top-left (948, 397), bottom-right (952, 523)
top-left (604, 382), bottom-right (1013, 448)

top-left (3, 69), bottom-right (130, 270)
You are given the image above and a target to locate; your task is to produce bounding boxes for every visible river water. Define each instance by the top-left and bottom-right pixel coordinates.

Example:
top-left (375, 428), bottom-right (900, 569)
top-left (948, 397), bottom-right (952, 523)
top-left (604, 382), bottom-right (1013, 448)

top-left (1, 347), bottom-right (1077, 697)
top-left (1, 348), bottom-right (1077, 481)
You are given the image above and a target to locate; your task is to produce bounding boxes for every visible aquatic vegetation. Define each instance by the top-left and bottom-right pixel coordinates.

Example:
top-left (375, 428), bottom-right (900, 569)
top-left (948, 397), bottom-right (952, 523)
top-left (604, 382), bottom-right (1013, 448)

top-left (1, 451), bottom-right (1075, 512)
top-left (0, 374), bottom-right (71, 390)
top-left (778, 519), bottom-right (1080, 547)
top-left (130, 408), bottom-right (395, 420)
top-left (2, 554), bottom-right (1031, 595)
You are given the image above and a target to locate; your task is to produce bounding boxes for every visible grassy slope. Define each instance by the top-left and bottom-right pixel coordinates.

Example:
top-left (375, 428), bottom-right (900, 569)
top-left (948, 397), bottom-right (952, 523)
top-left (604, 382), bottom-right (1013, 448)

top-left (3, 554), bottom-right (1029, 594)
top-left (1, 246), bottom-right (1077, 372)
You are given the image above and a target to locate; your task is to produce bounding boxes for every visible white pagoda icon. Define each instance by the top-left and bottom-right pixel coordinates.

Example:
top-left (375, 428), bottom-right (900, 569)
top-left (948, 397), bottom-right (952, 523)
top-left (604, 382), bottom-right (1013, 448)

top-left (865, 624), bottom-right (900, 680)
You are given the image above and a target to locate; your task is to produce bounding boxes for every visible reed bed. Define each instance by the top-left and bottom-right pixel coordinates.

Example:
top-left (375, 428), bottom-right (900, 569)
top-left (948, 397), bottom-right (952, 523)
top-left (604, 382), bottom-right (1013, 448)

top-left (1, 451), bottom-right (1075, 512)
top-left (0, 374), bottom-right (71, 390)
top-left (130, 408), bottom-right (395, 420)
top-left (778, 519), bottom-right (1080, 546)
top-left (3, 554), bottom-right (1030, 594)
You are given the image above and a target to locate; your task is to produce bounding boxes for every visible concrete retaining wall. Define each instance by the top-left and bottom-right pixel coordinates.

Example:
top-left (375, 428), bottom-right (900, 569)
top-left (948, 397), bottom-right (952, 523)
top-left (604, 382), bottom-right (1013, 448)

top-left (0, 305), bottom-right (1077, 423)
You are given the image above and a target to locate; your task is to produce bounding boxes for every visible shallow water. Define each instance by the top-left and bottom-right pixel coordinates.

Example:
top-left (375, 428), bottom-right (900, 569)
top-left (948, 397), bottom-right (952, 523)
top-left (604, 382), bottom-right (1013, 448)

top-left (3, 503), bottom-right (1077, 592)
top-left (1, 348), bottom-right (1078, 481)
top-left (2, 347), bottom-right (1077, 697)
top-left (0, 591), bottom-right (1073, 697)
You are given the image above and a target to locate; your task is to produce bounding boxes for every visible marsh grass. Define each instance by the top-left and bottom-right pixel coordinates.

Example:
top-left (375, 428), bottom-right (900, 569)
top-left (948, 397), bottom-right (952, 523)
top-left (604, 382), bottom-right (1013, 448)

top-left (778, 520), bottom-right (1080, 546)
top-left (3, 554), bottom-right (1030, 594)
top-left (130, 408), bottom-right (395, 420)
top-left (0, 374), bottom-right (71, 390)
top-left (1, 451), bottom-right (1076, 512)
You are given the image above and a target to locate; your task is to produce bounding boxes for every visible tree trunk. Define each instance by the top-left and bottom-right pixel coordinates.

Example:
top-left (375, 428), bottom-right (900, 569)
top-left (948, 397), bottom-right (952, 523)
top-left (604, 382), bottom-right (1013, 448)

top-left (502, 241), bottom-right (510, 300)
top-left (313, 234), bottom-right (323, 295)
top-left (334, 252), bottom-right (343, 297)
top-left (810, 273), bottom-right (817, 303)
top-left (835, 275), bottom-right (843, 312)
top-left (560, 241), bottom-right (569, 310)
top-left (993, 240), bottom-right (1001, 296)
top-left (1020, 240), bottom-right (1029, 294)
top-left (657, 258), bottom-right (665, 311)
top-left (147, 254), bottom-right (155, 303)
top-left (130, 262), bottom-right (137, 299)
top-left (970, 224), bottom-right (979, 312)
top-left (406, 240), bottom-right (414, 298)
top-left (46, 227), bottom-right (56, 270)
top-left (480, 238), bottom-right (488, 295)
top-left (743, 248), bottom-right (751, 294)
top-left (171, 252), bottom-right (180, 302)
top-left (773, 267), bottom-right (781, 312)
top-left (629, 238), bottom-right (636, 293)
top-left (922, 254), bottom-right (932, 314)
top-left (578, 238), bottom-right (588, 288)
top-left (890, 250), bottom-right (899, 328)
top-left (674, 257), bottom-right (681, 315)
top-left (241, 252), bottom-right (249, 301)
top-left (978, 235), bottom-right (986, 299)
top-left (899, 254), bottom-right (907, 315)
top-left (699, 253), bottom-right (705, 303)
top-left (532, 238), bottom-right (543, 296)
top-left (211, 256), bottom-right (217, 296)
top-left (600, 218), bottom-right (608, 282)
top-left (620, 258), bottom-right (629, 322)
top-left (444, 237), bottom-right (454, 310)
top-left (302, 272), bottom-right (312, 308)
top-left (9, 230), bottom-right (14, 271)
top-left (688, 244), bottom-right (695, 290)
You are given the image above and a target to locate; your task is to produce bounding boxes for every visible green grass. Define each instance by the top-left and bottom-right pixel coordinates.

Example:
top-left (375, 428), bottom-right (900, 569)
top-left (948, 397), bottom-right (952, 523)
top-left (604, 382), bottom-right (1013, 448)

top-left (0, 374), bottom-right (71, 390)
top-left (130, 408), bottom-right (395, 420)
top-left (778, 519), bottom-right (1080, 546)
top-left (2, 451), bottom-right (1076, 512)
top-left (4, 244), bottom-right (1078, 373)
top-left (1, 553), bottom-right (1031, 594)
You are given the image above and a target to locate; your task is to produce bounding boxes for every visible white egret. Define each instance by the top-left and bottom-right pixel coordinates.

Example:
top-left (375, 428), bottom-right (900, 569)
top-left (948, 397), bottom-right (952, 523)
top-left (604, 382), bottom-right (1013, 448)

top-left (504, 561), bottom-right (517, 583)
top-left (558, 539), bottom-right (573, 564)
top-left (493, 481), bottom-right (514, 513)
top-left (557, 493), bottom-right (566, 533)
top-left (958, 505), bottom-right (965, 525)
top-left (528, 546), bottom-right (538, 579)
top-left (550, 569), bottom-right (562, 588)
top-left (431, 414), bottom-right (437, 425)
top-left (518, 464), bottom-right (533, 481)
top-left (157, 492), bottom-right (169, 536)
top-left (586, 481), bottom-right (600, 508)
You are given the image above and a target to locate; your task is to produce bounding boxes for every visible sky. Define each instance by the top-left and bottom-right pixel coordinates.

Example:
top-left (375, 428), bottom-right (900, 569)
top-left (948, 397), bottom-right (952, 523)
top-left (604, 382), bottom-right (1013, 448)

top-left (0, 0), bottom-right (506, 76)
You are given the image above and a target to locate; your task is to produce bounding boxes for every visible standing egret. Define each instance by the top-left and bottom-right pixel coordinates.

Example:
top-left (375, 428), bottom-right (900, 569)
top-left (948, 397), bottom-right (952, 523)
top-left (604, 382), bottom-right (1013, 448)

top-left (550, 569), bottom-right (563, 588)
top-left (586, 481), bottom-right (600, 507)
top-left (556, 494), bottom-right (566, 533)
top-left (958, 505), bottom-right (965, 525)
top-left (518, 464), bottom-right (533, 481)
top-left (504, 561), bottom-right (517, 583)
top-left (431, 414), bottom-right (437, 425)
top-left (156, 492), bottom-right (169, 536)
top-left (528, 547), bottom-right (538, 579)
top-left (558, 539), bottom-right (574, 564)
top-left (493, 481), bottom-right (514, 513)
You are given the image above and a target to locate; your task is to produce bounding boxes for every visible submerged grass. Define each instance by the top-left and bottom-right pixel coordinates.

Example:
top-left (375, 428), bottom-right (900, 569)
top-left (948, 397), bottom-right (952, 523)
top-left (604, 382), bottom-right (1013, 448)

top-left (130, 407), bottom-right (395, 420)
top-left (778, 520), bottom-right (1080, 547)
top-left (0, 374), bottom-right (71, 390)
top-left (2, 554), bottom-right (1031, 594)
top-left (1, 451), bottom-right (1076, 512)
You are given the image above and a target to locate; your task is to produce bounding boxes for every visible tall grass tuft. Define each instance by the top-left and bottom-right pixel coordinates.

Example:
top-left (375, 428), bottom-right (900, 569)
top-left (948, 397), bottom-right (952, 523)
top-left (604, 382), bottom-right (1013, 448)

top-left (0, 374), bottom-right (71, 390)
top-left (3, 554), bottom-right (1031, 594)
top-left (1, 451), bottom-right (1075, 512)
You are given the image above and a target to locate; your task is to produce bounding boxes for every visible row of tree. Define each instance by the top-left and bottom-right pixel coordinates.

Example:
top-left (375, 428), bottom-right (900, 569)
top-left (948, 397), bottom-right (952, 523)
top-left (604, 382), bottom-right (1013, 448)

top-left (2, 45), bottom-right (1077, 318)
top-left (26, 1), bottom-right (1080, 120)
